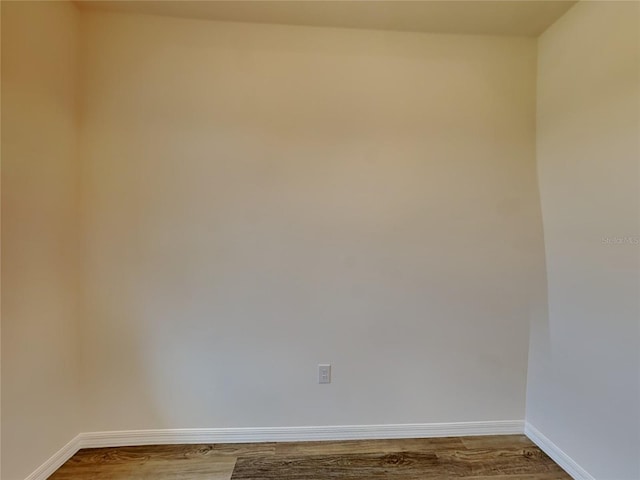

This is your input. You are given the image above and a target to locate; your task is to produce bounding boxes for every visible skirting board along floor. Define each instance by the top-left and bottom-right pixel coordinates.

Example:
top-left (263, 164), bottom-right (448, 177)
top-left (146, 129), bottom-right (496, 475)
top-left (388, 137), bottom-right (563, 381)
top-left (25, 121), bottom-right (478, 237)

top-left (524, 423), bottom-right (596, 480)
top-left (26, 420), bottom-right (526, 480)
top-left (23, 436), bottom-right (82, 480)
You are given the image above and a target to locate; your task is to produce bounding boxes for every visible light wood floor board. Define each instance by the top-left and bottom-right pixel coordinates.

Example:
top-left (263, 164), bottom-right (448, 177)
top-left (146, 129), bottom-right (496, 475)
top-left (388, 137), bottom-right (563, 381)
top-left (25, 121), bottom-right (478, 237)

top-left (49, 451), bottom-right (237, 480)
top-left (47, 435), bottom-right (571, 479)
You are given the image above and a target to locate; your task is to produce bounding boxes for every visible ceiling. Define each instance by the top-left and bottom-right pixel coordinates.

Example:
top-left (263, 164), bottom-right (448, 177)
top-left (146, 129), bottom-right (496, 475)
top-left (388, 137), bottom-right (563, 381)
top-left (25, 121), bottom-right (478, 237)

top-left (76, 0), bottom-right (577, 37)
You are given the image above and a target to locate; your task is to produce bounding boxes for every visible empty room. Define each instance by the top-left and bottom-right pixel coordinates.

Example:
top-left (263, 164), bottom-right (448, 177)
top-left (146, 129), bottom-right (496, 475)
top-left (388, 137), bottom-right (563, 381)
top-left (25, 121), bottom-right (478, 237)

top-left (1, 0), bottom-right (638, 479)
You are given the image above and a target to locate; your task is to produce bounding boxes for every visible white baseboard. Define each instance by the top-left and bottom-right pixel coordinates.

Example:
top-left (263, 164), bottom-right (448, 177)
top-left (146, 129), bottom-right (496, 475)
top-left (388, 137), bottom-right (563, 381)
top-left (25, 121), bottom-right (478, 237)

top-left (24, 434), bottom-right (82, 480)
top-left (79, 420), bottom-right (524, 448)
top-left (25, 420), bottom-right (524, 479)
top-left (525, 422), bottom-right (595, 480)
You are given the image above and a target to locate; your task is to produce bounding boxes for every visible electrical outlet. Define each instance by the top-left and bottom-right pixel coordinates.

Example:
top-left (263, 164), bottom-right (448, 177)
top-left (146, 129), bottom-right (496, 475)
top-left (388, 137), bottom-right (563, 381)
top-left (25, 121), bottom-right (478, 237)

top-left (318, 364), bottom-right (331, 384)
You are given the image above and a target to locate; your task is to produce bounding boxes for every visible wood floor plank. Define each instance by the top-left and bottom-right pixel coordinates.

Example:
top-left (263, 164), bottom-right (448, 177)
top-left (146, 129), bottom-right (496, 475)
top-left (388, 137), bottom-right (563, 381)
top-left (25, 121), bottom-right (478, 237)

top-left (274, 437), bottom-right (465, 456)
top-left (230, 452), bottom-right (454, 479)
top-left (50, 456), bottom-right (237, 480)
top-left (65, 443), bottom-right (275, 466)
top-left (128, 457), bottom-right (238, 479)
top-left (460, 435), bottom-right (536, 450)
top-left (436, 448), bottom-right (567, 477)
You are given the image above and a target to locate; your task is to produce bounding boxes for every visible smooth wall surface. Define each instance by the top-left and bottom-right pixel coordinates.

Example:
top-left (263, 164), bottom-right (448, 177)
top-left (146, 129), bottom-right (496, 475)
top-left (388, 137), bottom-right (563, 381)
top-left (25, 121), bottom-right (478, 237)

top-left (1, 2), bottom-right (83, 479)
top-left (80, 11), bottom-right (543, 432)
top-left (527, 1), bottom-right (640, 479)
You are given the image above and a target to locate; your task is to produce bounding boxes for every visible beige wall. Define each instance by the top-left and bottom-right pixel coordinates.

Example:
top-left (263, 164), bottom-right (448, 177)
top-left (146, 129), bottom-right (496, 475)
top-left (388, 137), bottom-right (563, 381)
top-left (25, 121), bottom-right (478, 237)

top-left (79, 11), bottom-right (543, 432)
top-left (1, 2), bottom-right (83, 479)
top-left (527, 1), bottom-right (640, 479)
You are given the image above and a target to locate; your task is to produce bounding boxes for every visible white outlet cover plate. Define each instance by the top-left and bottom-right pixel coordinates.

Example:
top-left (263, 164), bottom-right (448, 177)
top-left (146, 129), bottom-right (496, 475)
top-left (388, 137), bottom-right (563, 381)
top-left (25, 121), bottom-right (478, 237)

top-left (318, 364), bottom-right (331, 384)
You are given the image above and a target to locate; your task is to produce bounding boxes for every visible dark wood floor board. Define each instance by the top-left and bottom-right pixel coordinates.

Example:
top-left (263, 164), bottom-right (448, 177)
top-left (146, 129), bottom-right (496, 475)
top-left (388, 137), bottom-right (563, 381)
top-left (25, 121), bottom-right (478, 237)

top-left (436, 448), bottom-right (566, 477)
top-left (230, 452), bottom-right (455, 479)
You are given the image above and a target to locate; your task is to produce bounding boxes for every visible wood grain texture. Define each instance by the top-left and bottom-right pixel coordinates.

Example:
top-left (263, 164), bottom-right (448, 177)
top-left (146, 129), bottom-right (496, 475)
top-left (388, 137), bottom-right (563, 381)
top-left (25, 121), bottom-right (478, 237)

top-left (48, 435), bottom-right (571, 479)
top-left (274, 437), bottom-right (466, 456)
top-left (230, 449), bottom-right (566, 479)
top-left (49, 456), bottom-right (237, 480)
top-left (49, 448), bottom-right (238, 480)
top-left (62, 443), bottom-right (275, 465)
top-left (460, 435), bottom-right (537, 450)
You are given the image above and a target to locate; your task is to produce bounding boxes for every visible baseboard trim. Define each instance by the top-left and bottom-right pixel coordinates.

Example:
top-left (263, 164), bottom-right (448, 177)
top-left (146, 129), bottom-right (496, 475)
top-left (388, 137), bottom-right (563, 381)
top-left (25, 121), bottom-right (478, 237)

top-left (525, 422), bottom-right (595, 480)
top-left (25, 420), bottom-right (524, 479)
top-left (24, 434), bottom-right (82, 480)
top-left (79, 420), bottom-right (524, 448)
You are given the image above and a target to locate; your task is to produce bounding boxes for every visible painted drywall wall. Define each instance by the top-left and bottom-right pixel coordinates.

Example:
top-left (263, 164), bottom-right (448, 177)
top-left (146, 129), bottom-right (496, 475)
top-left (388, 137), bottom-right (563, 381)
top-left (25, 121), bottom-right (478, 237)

top-left (79, 11), bottom-right (543, 432)
top-left (1, 1), bottom-right (83, 479)
top-left (527, 1), bottom-right (640, 479)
